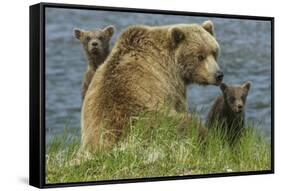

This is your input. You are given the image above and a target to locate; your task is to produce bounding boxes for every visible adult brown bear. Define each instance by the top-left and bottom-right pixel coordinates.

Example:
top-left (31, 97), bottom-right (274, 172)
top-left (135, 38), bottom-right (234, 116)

top-left (81, 21), bottom-right (223, 150)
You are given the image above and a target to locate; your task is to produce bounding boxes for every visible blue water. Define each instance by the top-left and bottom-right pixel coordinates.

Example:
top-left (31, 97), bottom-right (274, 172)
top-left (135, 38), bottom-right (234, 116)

top-left (45, 8), bottom-right (272, 142)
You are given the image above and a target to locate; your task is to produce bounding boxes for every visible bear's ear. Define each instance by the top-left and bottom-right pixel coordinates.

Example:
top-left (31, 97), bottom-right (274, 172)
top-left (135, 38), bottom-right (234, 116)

top-left (103, 25), bottom-right (115, 38)
top-left (169, 27), bottom-right (185, 47)
top-left (241, 81), bottom-right (251, 92)
top-left (74, 28), bottom-right (84, 40)
top-left (202, 20), bottom-right (215, 36)
top-left (220, 83), bottom-right (228, 92)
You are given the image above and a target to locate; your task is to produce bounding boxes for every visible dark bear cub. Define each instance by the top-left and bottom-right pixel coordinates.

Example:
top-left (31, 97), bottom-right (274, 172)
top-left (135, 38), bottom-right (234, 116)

top-left (207, 81), bottom-right (251, 144)
top-left (74, 25), bottom-right (115, 100)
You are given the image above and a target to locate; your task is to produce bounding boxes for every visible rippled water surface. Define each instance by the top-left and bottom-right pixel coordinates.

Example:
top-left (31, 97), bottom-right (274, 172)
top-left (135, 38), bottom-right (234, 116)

top-left (45, 8), bottom-right (272, 142)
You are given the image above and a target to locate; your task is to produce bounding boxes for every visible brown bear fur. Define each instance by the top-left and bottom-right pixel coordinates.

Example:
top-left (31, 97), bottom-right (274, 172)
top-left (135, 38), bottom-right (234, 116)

top-left (207, 81), bottom-right (251, 144)
top-left (81, 21), bottom-right (223, 150)
top-left (74, 25), bottom-right (115, 100)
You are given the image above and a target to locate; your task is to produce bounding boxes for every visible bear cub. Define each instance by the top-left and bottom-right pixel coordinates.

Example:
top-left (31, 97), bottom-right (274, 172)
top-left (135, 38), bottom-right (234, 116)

top-left (207, 81), bottom-right (251, 144)
top-left (74, 25), bottom-right (115, 100)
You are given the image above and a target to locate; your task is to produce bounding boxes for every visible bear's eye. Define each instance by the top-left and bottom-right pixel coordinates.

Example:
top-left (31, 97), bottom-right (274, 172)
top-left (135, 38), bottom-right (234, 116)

top-left (212, 51), bottom-right (218, 60)
top-left (228, 96), bottom-right (235, 103)
top-left (85, 36), bottom-right (91, 42)
top-left (198, 55), bottom-right (205, 62)
top-left (98, 36), bottom-right (104, 40)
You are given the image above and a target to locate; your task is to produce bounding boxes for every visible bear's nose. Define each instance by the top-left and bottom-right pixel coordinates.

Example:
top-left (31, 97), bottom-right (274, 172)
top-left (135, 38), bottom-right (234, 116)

top-left (215, 71), bottom-right (224, 82)
top-left (92, 42), bottom-right (98, 47)
top-left (238, 104), bottom-right (243, 110)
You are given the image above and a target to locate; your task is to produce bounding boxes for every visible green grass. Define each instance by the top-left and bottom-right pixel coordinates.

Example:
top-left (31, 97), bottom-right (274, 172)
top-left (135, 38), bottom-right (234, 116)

top-left (46, 112), bottom-right (271, 184)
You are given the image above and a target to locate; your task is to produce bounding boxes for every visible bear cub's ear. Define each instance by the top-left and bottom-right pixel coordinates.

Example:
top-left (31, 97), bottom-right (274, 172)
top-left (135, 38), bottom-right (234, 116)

top-left (74, 28), bottom-right (84, 40)
top-left (169, 27), bottom-right (185, 47)
top-left (202, 20), bottom-right (215, 36)
top-left (241, 81), bottom-right (252, 92)
top-left (103, 25), bottom-right (115, 38)
top-left (220, 83), bottom-right (228, 92)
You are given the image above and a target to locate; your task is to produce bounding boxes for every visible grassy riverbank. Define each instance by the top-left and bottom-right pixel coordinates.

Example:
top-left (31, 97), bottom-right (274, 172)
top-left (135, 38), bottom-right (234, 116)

top-left (46, 112), bottom-right (271, 184)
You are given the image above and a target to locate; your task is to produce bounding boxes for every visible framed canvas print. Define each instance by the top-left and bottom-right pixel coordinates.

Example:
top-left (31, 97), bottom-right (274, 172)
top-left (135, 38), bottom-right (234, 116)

top-left (29, 2), bottom-right (274, 188)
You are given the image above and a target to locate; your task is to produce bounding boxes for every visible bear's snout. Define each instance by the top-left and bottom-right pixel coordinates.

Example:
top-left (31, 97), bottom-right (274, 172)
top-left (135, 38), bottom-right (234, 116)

top-left (215, 70), bottom-right (224, 83)
top-left (92, 41), bottom-right (98, 47)
top-left (234, 103), bottom-right (244, 113)
top-left (88, 40), bottom-right (102, 54)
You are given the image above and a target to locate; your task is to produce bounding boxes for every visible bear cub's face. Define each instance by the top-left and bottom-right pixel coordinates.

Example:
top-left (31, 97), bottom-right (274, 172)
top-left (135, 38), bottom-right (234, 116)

top-left (170, 20), bottom-right (223, 86)
top-left (220, 81), bottom-right (251, 113)
top-left (74, 26), bottom-right (115, 57)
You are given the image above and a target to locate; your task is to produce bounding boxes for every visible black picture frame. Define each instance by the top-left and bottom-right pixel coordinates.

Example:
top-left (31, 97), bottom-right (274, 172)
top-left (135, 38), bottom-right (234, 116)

top-left (29, 2), bottom-right (275, 189)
